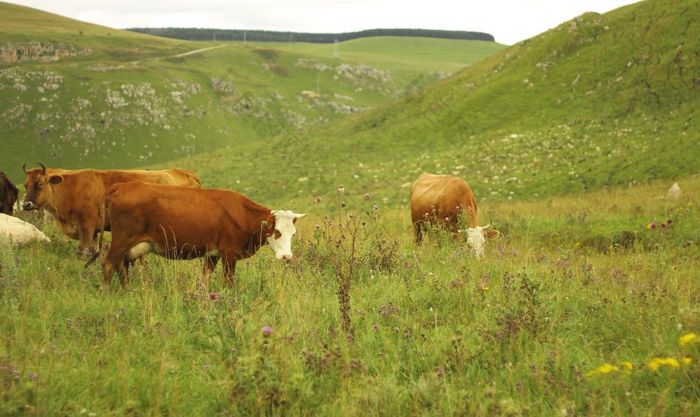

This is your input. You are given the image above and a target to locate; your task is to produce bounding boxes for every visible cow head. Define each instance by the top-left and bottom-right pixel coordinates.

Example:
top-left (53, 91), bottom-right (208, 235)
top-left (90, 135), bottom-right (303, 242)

top-left (0, 172), bottom-right (19, 215)
top-left (266, 210), bottom-right (306, 261)
top-left (466, 223), bottom-right (492, 258)
top-left (22, 163), bottom-right (63, 211)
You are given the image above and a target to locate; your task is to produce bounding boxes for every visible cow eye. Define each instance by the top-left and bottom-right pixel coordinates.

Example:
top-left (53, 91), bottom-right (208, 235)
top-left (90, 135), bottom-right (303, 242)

top-left (274, 230), bottom-right (282, 239)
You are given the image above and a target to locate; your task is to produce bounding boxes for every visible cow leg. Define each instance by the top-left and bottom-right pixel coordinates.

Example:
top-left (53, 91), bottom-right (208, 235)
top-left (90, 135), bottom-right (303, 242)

top-left (201, 256), bottom-right (219, 289)
top-left (222, 259), bottom-right (237, 288)
top-left (203, 256), bottom-right (219, 275)
top-left (118, 259), bottom-right (130, 288)
top-left (78, 223), bottom-right (97, 257)
top-left (103, 242), bottom-right (129, 289)
top-left (413, 221), bottom-right (424, 243)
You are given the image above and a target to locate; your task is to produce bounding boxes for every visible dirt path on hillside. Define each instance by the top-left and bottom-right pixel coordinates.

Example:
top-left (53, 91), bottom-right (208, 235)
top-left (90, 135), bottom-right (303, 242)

top-left (129, 44), bottom-right (227, 65)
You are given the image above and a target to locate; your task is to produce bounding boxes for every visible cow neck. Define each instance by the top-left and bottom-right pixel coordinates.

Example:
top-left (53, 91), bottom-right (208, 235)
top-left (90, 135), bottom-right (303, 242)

top-left (44, 178), bottom-right (76, 223)
top-left (242, 209), bottom-right (275, 258)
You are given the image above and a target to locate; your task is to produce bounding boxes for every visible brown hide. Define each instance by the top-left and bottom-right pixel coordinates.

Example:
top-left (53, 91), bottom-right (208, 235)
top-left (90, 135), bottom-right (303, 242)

top-left (410, 172), bottom-right (478, 242)
top-left (0, 172), bottom-right (19, 215)
top-left (22, 167), bottom-right (200, 254)
top-left (103, 182), bottom-right (275, 286)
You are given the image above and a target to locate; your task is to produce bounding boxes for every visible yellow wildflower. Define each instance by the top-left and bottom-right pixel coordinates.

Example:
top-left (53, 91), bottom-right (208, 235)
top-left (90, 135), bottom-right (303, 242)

top-left (619, 361), bottom-right (634, 371)
top-left (585, 363), bottom-right (619, 377)
top-left (647, 357), bottom-right (680, 371)
top-left (682, 356), bottom-right (692, 366)
top-left (679, 332), bottom-right (698, 347)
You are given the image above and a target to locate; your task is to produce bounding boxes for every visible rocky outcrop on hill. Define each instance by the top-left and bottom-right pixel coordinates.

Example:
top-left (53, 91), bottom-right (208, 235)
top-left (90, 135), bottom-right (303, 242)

top-left (0, 42), bottom-right (92, 64)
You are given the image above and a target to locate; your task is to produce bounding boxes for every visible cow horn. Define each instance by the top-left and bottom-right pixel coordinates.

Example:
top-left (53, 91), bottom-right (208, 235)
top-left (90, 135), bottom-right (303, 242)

top-left (482, 223), bottom-right (492, 230)
top-left (22, 163), bottom-right (29, 174)
top-left (38, 162), bottom-right (46, 174)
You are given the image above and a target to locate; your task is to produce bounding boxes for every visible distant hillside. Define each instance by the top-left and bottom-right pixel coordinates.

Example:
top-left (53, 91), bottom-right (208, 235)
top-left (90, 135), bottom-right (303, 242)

top-left (0, 1), bottom-right (193, 62)
top-left (165, 0), bottom-right (699, 209)
top-left (128, 28), bottom-right (495, 43)
top-left (0, 2), bottom-right (503, 180)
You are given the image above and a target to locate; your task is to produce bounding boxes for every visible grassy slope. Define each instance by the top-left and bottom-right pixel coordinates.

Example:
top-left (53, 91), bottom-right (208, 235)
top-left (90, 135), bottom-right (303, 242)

top-left (244, 37), bottom-right (505, 83)
top-left (1, 176), bottom-right (699, 416)
top-left (0, 1), bottom-right (193, 61)
top-left (165, 0), bottom-right (698, 212)
top-left (0, 2), bottom-right (503, 180)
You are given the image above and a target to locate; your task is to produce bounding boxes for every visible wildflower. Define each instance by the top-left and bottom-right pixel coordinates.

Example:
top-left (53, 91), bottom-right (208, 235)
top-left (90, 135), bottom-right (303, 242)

top-left (363, 193), bottom-right (371, 201)
top-left (667, 219), bottom-right (673, 225)
top-left (646, 222), bottom-right (657, 230)
top-left (682, 356), bottom-right (692, 366)
top-left (647, 357), bottom-right (680, 371)
top-left (585, 363), bottom-right (619, 377)
top-left (209, 292), bottom-right (219, 301)
top-left (679, 332), bottom-right (698, 347)
top-left (620, 361), bottom-right (634, 371)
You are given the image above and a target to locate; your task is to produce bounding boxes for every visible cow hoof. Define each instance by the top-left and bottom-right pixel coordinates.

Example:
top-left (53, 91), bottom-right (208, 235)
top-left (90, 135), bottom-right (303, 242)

top-left (76, 248), bottom-right (93, 259)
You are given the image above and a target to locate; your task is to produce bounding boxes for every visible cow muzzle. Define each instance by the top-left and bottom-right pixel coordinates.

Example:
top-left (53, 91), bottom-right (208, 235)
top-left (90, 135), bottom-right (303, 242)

top-left (22, 201), bottom-right (37, 211)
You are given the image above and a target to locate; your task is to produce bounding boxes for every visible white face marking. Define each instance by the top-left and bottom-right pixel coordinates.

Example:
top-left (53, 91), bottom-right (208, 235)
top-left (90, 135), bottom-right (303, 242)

top-left (267, 210), bottom-right (306, 261)
top-left (467, 227), bottom-right (486, 258)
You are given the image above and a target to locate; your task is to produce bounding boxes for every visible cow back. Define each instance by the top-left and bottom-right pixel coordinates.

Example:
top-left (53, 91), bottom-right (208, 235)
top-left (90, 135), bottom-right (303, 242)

top-left (410, 173), bottom-right (477, 227)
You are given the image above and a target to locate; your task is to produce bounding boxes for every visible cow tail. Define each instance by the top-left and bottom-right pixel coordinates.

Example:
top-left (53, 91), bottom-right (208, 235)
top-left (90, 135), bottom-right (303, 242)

top-left (84, 193), bottom-right (109, 268)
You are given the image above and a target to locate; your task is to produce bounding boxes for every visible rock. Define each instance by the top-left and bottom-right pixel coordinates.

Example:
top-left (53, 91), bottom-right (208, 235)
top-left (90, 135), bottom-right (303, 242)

top-left (667, 183), bottom-right (681, 199)
top-left (0, 214), bottom-right (51, 246)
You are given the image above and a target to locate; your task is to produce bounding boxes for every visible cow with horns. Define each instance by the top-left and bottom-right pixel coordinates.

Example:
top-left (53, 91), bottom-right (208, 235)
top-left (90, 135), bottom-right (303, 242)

top-left (22, 163), bottom-right (201, 256)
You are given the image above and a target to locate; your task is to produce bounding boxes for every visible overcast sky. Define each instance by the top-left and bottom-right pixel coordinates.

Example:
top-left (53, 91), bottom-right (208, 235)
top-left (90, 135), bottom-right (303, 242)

top-left (10, 0), bottom-right (638, 45)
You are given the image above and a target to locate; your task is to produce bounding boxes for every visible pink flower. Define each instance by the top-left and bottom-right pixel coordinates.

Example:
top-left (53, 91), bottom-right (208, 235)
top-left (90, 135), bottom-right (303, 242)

top-left (262, 326), bottom-right (273, 336)
top-left (209, 292), bottom-right (219, 301)
top-left (650, 222), bottom-right (657, 230)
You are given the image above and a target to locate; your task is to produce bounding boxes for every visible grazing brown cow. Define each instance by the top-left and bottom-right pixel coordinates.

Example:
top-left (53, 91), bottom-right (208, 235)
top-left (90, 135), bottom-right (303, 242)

top-left (0, 172), bottom-right (19, 215)
top-left (410, 172), bottom-right (492, 257)
top-left (21, 163), bottom-right (200, 256)
top-left (95, 181), bottom-right (305, 287)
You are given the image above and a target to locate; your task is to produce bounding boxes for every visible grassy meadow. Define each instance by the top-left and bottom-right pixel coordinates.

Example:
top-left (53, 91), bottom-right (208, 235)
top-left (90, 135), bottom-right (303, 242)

top-left (1, 176), bottom-right (699, 416)
top-left (2, 0), bottom-right (700, 415)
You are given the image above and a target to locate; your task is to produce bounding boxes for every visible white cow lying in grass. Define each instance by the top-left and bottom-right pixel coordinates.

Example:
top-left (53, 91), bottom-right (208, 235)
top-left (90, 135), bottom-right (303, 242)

top-left (0, 213), bottom-right (50, 246)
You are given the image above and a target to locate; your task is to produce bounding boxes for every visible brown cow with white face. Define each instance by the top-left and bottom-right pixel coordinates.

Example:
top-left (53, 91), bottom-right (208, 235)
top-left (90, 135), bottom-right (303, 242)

top-left (410, 172), bottom-right (492, 258)
top-left (22, 163), bottom-right (201, 256)
top-left (95, 181), bottom-right (305, 287)
top-left (0, 172), bottom-right (19, 216)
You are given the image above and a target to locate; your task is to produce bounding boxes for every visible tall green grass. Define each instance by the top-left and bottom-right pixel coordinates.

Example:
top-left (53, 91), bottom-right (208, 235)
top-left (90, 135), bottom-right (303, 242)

top-left (1, 177), bottom-right (698, 415)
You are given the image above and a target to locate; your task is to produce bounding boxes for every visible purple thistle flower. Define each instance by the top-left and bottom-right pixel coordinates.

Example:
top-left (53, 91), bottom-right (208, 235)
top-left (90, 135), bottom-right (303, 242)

top-left (262, 326), bottom-right (273, 337)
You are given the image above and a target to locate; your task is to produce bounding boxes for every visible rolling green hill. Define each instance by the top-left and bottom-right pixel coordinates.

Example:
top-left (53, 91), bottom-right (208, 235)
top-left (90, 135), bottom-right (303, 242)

top-left (0, 2), bottom-right (503, 180)
top-left (244, 37), bottom-right (504, 85)
top-left (164, 0), bottom-right (699, 210)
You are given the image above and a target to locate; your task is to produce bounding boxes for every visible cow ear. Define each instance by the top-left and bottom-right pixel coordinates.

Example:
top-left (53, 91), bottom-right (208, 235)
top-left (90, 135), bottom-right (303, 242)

top-left (484, 229), bottom-right (501, 240)
top-left (49, 175), bottom-right (63, 185)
